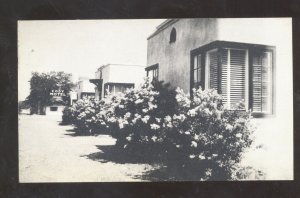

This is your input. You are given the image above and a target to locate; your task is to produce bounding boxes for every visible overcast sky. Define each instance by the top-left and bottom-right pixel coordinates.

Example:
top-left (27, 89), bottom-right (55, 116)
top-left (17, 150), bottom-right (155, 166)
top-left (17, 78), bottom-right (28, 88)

top-left (18, 19), bottom-right (165, 101)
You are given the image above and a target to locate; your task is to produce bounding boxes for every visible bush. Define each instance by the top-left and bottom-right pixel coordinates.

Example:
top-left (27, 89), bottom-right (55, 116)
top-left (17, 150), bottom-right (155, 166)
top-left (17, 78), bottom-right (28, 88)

top-left (160, 88), bottom-right (254, 180)
top-left (105, 79), bottom-right (177, 160)
top-left (62, 78), bottom-right (255, 180)
top-left (61, 106), bottom-right (74, 125)
top-left (61, 98), bottom-right (108, 134)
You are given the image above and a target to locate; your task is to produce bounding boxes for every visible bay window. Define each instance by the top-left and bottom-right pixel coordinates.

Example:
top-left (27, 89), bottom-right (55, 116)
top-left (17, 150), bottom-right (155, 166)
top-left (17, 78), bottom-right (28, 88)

top-left (191, 41), bottom-right (275, 116)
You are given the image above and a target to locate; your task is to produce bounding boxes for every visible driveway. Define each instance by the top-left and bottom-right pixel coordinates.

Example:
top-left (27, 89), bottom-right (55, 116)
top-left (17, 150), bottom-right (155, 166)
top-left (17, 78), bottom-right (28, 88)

top-left (19, 114), bottom-right (156, 182)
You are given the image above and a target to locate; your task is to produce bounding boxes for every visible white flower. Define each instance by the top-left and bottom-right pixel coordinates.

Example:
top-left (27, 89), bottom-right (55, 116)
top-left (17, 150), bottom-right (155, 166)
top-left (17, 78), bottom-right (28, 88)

top-left (135, 99), bottom-right (144, 104)
top-left (203, 108), bottom-right (211, 115)
top-left (141, 115), bottom-right (150, 123)
top-left (185, 131), bottom-right (191, 135)
top-left (205, 168), bottom-right (212, 177)
top-left (189, 154), bottom-right (196, 159)
top-left (194, 134), bottom-right (199, 140)
top-left (199, 154), bottom-right (205, 160)
top-left (191, 141), bottom-right (197, 148)
top-left (126, 136), bottom-right (132, 141)
top-left (142, 108), bottom-right (149, 113)
top-left (176, 145), bottom-right (181, 148)
top-left (148, 102), bottom-right (157, 110)
top-left (218, 135), bottom-right (223, 139)
top-left (150, 123), bottom-right (160, 130)
top-left (125, 112), bottom-right (131, 118)
top-left (212, 154), bottom-right (218, 157)
top-left (149, 96), bottom-right (155, 102)
top-left (164, 115), bottom-right (172, 122)
top-left (151, 136), bottom-right (158, 142)
top-left (226, 124), bottom-right (233, 131)
top-left (188, 109), bottom-right (196, 117)
top-left (155, 118), bottom-right (161, 123)
top-left (119, 122), bottom-right (124, 129)
top-left (173, 114), bottom-right (186, 122)
top-left (236, 133), bottom-right (242, 138)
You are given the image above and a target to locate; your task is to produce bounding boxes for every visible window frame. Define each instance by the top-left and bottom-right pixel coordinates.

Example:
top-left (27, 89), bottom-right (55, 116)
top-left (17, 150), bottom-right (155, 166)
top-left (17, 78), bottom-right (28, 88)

top-left (145, 63), bottom-right (159, 81)
top-left (104, 82), bottom-right (135, 97)
top-left (190, 40), bottom-right (276, 117)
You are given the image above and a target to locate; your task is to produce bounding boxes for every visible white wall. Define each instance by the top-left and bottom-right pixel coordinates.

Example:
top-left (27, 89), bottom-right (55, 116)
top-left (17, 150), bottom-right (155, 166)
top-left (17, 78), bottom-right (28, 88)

top-left (218, 18), bottom-right (293, 179)
top-left (76, 79), bottom-right (95, 99)
top-left (99, 64), bottom-right (145, 98)
top-left (109, 64), bottom-right (145, 86)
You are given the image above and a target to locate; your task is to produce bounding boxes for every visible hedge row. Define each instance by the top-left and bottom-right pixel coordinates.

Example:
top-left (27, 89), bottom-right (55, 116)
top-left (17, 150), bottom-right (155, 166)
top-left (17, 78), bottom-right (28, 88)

top-left (62, 78), bottom-right (255, 180)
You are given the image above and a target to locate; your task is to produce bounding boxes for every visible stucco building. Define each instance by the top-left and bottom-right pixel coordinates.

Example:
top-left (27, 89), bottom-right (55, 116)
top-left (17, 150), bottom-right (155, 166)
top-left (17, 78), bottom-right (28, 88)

top-left (146, 18), bottom-right (293, 179)
top-left (75, 77), bottom-right (96, 100)
top-left (90, 64), bottom-right (145, 100)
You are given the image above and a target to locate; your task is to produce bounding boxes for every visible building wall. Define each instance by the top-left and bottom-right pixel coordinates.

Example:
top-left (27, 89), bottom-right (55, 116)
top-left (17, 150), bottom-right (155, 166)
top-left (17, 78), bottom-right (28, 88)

top-left (96, 64), bottom-right (145, 99)
top-left (219, 18), bottom-right (293, 179)
top-left (147, 18), bottom-right (218, 92)
top-left (147, 18), bottom-right (293, 179)
top-left (76, 79), bottom-right (95, 99)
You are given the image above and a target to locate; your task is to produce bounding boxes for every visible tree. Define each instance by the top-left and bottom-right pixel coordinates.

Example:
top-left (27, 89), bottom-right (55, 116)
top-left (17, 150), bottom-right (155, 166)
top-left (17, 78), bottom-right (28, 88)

top-left (26, 71), bottom-right (74, 114)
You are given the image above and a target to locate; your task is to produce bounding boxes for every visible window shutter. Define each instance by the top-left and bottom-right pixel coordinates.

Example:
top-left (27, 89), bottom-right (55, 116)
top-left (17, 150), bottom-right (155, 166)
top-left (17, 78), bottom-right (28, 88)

top-left (220, 49), bottom-right (246, 109)
top-left (229, 49), bottom-right (246, 109)
top-left (221, 49), bottom-right (228, 105)
top-left (252, 51), bottom-right (272, 113)
top-left (208, 50), bottom-right (219, 91)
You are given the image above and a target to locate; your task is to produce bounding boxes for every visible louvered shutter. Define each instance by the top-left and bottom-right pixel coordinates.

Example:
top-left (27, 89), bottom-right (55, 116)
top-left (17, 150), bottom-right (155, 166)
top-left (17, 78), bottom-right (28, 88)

top-left (221, 49), bottom-right (228, 105)
top-left (252, 51), bottom-right (272, 113)
top-left (220, 49), bottom-right (246, 109)
top-left (208, 50), bottom-right (219, 91)
top-left (229, 49), bottom-right (246, 109)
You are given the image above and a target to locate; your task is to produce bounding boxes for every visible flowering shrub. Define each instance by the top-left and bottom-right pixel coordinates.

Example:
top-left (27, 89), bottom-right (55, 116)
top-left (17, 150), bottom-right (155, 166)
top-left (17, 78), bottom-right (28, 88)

top-left (61, 98), bottom-right (108, 134)
top-left (62, 78), bottom-right (255, 180)
top-left (107, 79), bottom-right (178, 159)
top-left (161, 88), bottom-right (254, 180)
top-left (61, 106), bottom-right (74, 125)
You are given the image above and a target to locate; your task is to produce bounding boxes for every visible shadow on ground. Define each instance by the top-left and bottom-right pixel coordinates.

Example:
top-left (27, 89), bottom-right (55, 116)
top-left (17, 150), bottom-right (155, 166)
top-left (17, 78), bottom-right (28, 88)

top-left (83, 145), bottom-right (200, 181)
top-left (84, 145), bottom-right (164, 164)
top-left (63, 128), bottom-right (94, 136)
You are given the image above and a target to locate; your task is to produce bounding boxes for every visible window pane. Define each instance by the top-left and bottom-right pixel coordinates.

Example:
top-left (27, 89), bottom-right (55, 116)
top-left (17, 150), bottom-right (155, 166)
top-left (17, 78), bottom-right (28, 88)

top-left (197, 55), bottom-right (201, 68)
top-left (252, 51), bottom-right (272, 113)
top-left (194, 56), bottom-right (197, 70)
top-left (197, 68), bottom-right (201, 82)
top-left (194, 69), bottom-right (197, 84)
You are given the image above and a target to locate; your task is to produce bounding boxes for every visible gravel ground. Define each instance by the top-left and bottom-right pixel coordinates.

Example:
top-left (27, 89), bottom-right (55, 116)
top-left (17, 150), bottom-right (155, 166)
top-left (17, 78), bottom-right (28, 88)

top-left (19, 114), bottom-right (157, 182)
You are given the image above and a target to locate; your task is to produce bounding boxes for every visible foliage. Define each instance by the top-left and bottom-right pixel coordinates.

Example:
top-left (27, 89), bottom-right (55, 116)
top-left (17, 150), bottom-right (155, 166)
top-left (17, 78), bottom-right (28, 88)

top-left (160, 88), bottom-right (254, 180)
top-left (64, 78), bottom-right (255, 180)
top-left (27, 71), bottom-right (74, 114)
top-left (18, 100), bottom-right (30, 113)
top-left (62, 98), bottom-right (108, 134)
top-left (106, 79), bottom-right (177, 159)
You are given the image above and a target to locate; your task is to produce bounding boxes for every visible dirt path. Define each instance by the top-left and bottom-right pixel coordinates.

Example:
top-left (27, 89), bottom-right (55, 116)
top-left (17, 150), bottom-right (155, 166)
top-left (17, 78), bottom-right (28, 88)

top-left (19, 114), bottom-right (156, 182)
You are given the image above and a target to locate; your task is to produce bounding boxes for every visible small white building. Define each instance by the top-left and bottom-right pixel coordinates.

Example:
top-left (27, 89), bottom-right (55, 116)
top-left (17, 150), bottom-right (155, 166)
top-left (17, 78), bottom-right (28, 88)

top-left (90, 64), bottom-right (145, 100)
top-left (75, 77), bottom-right (96, 100)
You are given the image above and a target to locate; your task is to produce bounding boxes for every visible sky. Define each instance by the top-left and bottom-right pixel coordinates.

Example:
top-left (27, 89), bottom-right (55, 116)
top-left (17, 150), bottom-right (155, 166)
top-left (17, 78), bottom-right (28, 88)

top-left (18, 19), bottom-right (166, 101)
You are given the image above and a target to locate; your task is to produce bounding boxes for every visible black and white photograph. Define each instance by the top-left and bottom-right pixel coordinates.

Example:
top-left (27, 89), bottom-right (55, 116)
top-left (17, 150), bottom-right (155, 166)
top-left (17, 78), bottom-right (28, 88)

top-left (18, 18), bottom-right (293, 182)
